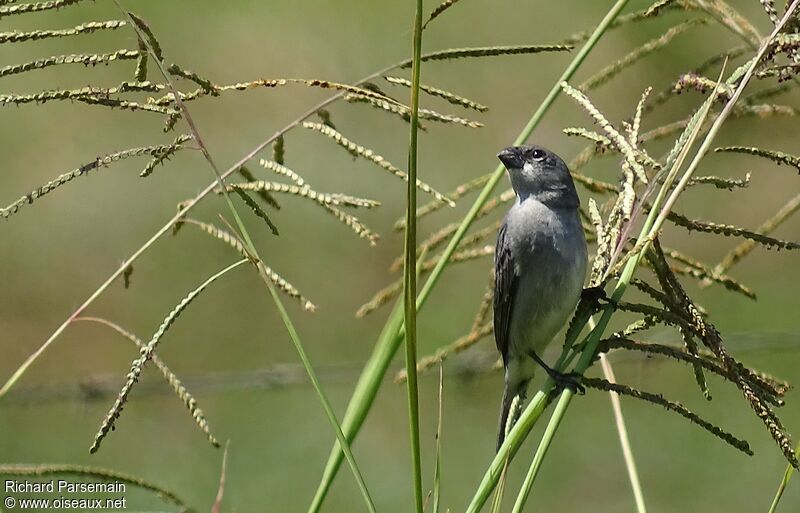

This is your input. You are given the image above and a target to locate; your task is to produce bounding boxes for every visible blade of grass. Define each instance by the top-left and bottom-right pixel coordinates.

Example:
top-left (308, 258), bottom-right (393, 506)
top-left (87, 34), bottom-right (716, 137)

top-left (510, 387), bottom-right (571, 513)
top-left (259, 261), bottom-right (377, 513)
top-left (489, 465), bottom-right (507, 513)
top-left (404, 1), bottom-right (425, 512)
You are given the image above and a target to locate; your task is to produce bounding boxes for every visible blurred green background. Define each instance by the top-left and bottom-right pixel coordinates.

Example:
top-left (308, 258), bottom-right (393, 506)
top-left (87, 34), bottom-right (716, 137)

top-left (1, 1), bottom-right (799, 511)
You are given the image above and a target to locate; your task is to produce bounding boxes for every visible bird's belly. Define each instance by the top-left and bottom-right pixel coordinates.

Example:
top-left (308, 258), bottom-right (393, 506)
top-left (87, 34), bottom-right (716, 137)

top-left (507, 249), bottom-right (585, 358)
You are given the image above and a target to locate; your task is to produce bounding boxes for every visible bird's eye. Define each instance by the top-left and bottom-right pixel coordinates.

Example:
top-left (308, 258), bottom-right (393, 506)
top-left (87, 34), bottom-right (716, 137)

top-left (531, 149), bottom-right (546, 161)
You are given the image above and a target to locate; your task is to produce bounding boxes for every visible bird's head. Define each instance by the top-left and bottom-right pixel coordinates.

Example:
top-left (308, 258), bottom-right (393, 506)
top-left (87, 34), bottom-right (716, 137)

top-left (496, 145), bottom-right (580, 208)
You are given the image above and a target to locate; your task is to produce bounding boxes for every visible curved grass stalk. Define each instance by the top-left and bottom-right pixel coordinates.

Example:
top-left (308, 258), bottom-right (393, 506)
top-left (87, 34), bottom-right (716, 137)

top-left (580, 19), bottom-right (705, 91)
top-left (210, 442), bottom-right (229, 513)
top-left (74, 316), bottom-right (219, 448)
top-left (708, 193), bottom-right (800, 279)
top-left (0, 19), bottom-right (127, 43)
top-left (693, 0), bottom-right (761, 47)
top-left (383, 75), bottom-right (488, 112)
top-left (1, 139), bottom-right (191, 219)
top-left (715, 146), bottom-right (800, 173)
top-left (424, 0), bottom-right (463, 28)
top-left (302, 121), bottom-right (453, 205)
top-left (399, 44), bottom-right (572, 67)
top-left (0, 49), bottom-right (139, 78)
top-left (90, 259), bottom-right (246, 453)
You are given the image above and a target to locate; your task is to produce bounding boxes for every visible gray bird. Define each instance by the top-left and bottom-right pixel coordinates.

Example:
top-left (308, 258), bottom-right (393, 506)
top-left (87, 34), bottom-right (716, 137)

top-left (494, 144), bottom-right (588, 450)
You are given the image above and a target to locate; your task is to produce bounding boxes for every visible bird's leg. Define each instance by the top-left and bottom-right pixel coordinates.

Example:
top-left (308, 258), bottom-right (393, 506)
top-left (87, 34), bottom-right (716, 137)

top-left (527, 350), bottom-right (586, 395)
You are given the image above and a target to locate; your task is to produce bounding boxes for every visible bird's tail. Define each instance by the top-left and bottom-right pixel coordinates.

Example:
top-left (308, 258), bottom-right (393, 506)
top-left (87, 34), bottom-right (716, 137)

top-left (496, 372), bottom-right (530, 452)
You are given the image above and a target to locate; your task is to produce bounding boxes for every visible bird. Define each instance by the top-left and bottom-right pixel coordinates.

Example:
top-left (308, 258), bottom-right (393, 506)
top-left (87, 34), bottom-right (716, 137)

top-left (493, 144), bottom-right (588, 451)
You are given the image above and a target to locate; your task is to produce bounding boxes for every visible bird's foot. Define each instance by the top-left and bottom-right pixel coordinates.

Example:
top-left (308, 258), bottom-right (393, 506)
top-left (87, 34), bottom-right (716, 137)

top-left (581, 285), bottom-right (617, 310)
top-left (527, 351), bottom-right (586, 395)
top-left (546, 368), bottom-right (586, 396)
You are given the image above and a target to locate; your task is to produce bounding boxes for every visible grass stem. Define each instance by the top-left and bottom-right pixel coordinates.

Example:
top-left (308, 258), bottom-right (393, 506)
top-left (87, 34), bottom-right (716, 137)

top-left (767, 461), bottom-right (795, 513)
top-left (600, 353), bottom-right (647, 513)
top-left (404, 0), bottom-right (426, 512)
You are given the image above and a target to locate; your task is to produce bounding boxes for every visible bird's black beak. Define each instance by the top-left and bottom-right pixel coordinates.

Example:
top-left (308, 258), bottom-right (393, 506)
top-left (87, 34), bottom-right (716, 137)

top-left (497, 147), bottom-right (522, 169)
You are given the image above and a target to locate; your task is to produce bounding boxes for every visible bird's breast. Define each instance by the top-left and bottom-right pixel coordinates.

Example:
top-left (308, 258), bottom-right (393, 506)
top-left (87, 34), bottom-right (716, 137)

top-left (505, 200), bottom-right (587, 357)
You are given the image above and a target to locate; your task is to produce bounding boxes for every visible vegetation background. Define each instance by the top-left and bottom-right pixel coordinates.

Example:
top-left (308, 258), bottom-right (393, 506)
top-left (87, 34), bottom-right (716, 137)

top-left (1, 1), bottom-right (798, 511)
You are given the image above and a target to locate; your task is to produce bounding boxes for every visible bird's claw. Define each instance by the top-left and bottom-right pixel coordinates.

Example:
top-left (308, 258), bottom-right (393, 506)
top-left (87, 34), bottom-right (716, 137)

top-left (545, 368), bottom-right (586, 396)
top-left (527, 350), bottom-right (586, 396)
top-left (581, 285), bottom-right (616, 309)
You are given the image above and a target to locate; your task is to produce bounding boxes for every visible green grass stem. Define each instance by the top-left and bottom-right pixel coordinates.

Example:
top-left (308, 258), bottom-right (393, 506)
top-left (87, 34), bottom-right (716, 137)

top-left (404, 1), bottom-right (425, 512)
top-left (768, 461), bottom-right (795, 513)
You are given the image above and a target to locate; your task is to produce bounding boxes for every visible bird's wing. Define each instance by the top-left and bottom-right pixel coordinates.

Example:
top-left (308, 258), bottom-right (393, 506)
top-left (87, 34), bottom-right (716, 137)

top-left (493, 221), bottom-right (518, 364)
